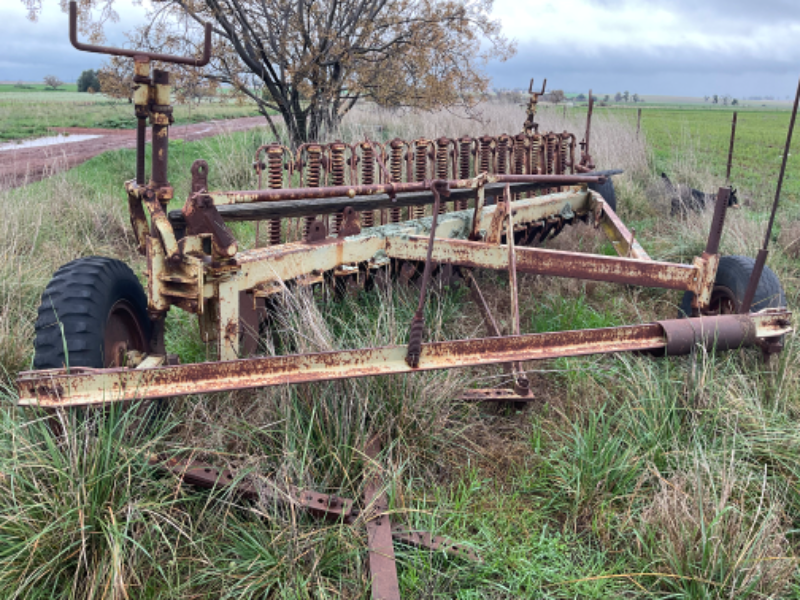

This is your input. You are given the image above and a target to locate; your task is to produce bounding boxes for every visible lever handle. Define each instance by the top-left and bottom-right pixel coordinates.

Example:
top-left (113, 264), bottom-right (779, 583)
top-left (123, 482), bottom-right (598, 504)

top-left (69, 1), bottom-right (212, 66)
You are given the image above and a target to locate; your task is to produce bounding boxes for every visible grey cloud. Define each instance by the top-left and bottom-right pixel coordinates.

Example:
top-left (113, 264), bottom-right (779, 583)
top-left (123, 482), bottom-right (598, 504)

top-left (488, 41), bottom-right (800, 97)
top-left (1, 3), bottom-right (147, 82)
top-left (586, 0), bottom-right (800, 26)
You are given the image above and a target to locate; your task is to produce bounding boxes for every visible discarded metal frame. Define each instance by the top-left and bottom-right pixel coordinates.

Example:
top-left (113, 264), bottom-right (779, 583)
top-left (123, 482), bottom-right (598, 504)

top-left (17, 5), bottom-right (796, 597)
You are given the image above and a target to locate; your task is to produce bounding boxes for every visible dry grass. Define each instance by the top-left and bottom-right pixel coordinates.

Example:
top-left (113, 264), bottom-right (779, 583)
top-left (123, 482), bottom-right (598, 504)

top-left (338, 101), bottom-right (650, 177)
top-left (639, 461), bottom-right (793, 598)
top-left (0, 167), bottom-right (140, 378)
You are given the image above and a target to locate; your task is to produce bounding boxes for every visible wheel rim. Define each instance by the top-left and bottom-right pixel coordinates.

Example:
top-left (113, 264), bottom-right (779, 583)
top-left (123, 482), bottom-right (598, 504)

top-left (703, 285), bottom-right (739, 316)
top-left (104, 300), bottom-right (148, 367)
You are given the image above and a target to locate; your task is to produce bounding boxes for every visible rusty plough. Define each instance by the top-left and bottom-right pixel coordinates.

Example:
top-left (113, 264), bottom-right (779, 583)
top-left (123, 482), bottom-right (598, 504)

top-left (15, 4), bottom-right (795, 598)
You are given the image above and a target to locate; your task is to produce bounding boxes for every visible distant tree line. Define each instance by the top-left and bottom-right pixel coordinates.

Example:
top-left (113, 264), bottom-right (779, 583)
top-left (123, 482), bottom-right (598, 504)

top-left (703, 94), bottom-right (739, 106)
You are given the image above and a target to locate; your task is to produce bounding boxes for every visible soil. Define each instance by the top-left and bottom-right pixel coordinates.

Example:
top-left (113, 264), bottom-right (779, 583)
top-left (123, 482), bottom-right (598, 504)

top-left (0, 116), bottom-right (268, 190)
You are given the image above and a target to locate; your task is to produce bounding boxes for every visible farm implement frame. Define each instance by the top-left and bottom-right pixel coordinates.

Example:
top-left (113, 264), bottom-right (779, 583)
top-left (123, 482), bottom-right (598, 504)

top-left (14, 4), bottom-right (796, 598)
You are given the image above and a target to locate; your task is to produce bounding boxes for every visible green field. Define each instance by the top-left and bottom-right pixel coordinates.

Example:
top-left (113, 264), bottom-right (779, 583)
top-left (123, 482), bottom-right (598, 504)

top-left (2, 99), bottom-right (800, 598)
top-left (0, 86), bottom-right (260, 141)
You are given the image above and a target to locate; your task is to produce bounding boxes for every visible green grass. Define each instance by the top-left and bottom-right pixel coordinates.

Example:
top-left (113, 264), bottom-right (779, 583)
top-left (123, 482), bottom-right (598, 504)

top-left (0, 83), bottom-right (80, 93)
top-left (0, 88), bottom-right (261, 141)
top-left (3, 101), bottom-right (800, 597)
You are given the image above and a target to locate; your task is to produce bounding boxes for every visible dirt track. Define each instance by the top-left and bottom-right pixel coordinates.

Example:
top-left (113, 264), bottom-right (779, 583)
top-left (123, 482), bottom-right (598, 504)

top-left (0, 116), bottom-right (267, 190)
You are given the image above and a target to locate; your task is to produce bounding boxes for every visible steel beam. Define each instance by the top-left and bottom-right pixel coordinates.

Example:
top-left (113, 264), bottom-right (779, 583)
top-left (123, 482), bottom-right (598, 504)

top-left (16, 312), bottom-right (790, 408)
top-left (386, 236), bottom-right (701, 292)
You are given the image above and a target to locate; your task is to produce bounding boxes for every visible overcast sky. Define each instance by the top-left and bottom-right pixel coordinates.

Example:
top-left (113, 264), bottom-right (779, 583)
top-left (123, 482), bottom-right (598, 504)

top-left (2, 0), bottom-right (799, 99)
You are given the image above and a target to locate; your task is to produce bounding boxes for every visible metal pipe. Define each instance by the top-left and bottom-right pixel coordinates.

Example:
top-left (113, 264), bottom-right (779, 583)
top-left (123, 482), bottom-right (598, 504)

top-left (206, 174), bottom-right (607, 206)
top-left (136, 117), bottom-right (146, 185)
top-left (69, 1), bottom-right (212, 66)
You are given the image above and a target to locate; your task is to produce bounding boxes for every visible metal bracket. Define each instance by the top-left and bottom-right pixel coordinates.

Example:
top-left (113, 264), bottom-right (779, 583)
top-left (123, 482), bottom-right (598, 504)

top-left (69, 1), bottom-right (212, 66)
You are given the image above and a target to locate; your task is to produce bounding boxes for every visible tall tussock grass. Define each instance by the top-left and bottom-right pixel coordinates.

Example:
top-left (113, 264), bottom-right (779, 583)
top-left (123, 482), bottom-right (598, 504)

top-left (0, 279), bottom-right (491, 597)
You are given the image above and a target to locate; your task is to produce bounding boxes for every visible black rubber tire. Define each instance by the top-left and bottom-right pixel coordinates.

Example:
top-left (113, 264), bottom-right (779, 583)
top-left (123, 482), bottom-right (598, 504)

top-left (587, 169), bottom-right (621, 212)
top-left (34, 257), bottom-right (151, 370)
top-left (678, 255), bottom-right (786, 317)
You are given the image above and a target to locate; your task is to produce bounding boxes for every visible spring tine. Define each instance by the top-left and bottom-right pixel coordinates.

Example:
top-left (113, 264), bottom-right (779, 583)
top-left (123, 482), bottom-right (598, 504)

top-left (387, 138), bottom-right (407, 223)
top-left (328, 141), bottom-right (348, 235)
top-left (299, 143), bottom-right (324, 241)
top-left (478, 135), bottom-right (495, 176)
top-left (359, 140), bottom-right (377, 227)
top-left (266, 144), bottom-right (286, 245)
top-left (496, 134), bottom-right (511, 176)
top-left (457, 136), bottom-right (474, 211)
top-left (435, 138), bottom-right (454, 213)
top-left (411, 139), bottom-right (431, 219)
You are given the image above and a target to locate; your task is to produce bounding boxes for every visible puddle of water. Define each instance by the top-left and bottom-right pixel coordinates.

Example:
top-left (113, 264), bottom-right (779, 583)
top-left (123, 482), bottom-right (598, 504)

top-left (0, 134), bottom-right (103, 152)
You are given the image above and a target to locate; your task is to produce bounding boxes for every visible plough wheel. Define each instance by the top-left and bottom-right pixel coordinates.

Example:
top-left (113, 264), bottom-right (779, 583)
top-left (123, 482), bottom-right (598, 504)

top-left (679, 255), bottom-right (785, 317)
top-left (34, 257), bottom-right (152, 370)
top-left (587, 170), bottom-right (619, 212)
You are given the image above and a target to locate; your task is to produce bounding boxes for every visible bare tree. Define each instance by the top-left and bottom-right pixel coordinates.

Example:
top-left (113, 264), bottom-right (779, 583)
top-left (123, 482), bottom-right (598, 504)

top-left (43, 75), bottom-right (64, 90)
top-left (56, 0), bottom-right (514, 145)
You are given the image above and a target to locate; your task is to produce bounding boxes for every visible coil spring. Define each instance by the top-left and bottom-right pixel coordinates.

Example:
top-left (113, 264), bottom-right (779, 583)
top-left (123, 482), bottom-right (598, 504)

top-left (360, 142), bottom-right (375, 227)
top-left (560, 136), bottom-right (569, 176)
top-left (411, 140), bottom-right (429, 219)
top-left (478, 136), bottom-right (494, 175)
top-left (530, 135), bottom-right (542, 174)
top-left (388, 139), bottom-right (405, 223)
top-left (513, 134), bottom-right (528, 200)
top-left (267, 145), bottom-right (283, 245)
top-left (329, 142), bottom-right (347, 234)
top-left (302, 145), bottom-right (323, 240)
top-left (457, 136), bottom-right (472, 210)
top-left (546, 134), bottom-right (557, 175)
top-left (435, 138), bottom-right (450, 214)
top-left (496, 135), bottom-right (510, 175)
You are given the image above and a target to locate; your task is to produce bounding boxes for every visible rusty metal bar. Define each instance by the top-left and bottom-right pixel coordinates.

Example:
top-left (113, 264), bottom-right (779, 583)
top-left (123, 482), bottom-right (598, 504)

top-left (183, 180), bottom-right (572, 223)
top-left (69, 1), bottom-right (212, 66)
top-left (741, 77), bottom-right (800, 313)
top-left (206, 174), bottom-right (606, 206)
top-left (597, 197), bottom-right (651, 260)
top-left (364, 438), bottom-right (400, 600)
top-left (152, 455), bottom-right (355, 520)
top-left (704, 187), bottom-right (731, 256)
top-left (16, 312), bottom-right (790, 407)
top-left (386, 236), bottom-right (697, 291)
top-left (504, 185), bottom-right (527, 390)
top-left (136, 117), bottom-right (146, 185)
top-left (726, 112), bottom-right (738, 183)
top-left (406, 182), bottom-right (448, 368)
top-left (391, 525), bottom-right (480, 562)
